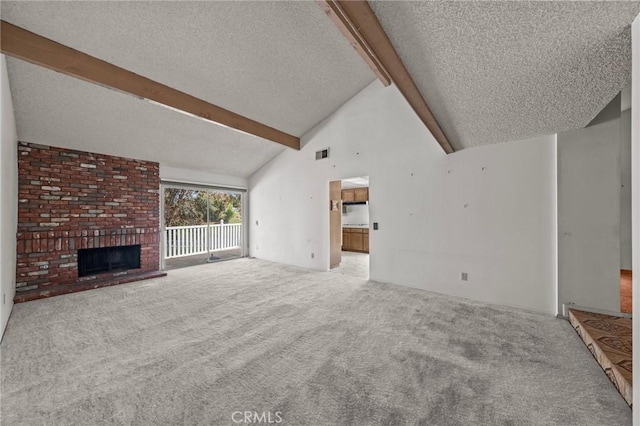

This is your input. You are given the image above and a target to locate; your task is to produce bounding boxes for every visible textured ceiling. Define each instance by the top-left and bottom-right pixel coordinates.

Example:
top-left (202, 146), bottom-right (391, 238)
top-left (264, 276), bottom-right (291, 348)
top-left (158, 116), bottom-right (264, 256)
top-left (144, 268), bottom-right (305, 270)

top-left (6, 58), bottom-right (285, 178)
top-left (1, 0), bottom-right (376, 177)
top-left (4, 1), bottom-right (638, 158)
top-left (370, 0), bottom-right (640, 150)
top-left (2, 1), bottom-right (375, 137)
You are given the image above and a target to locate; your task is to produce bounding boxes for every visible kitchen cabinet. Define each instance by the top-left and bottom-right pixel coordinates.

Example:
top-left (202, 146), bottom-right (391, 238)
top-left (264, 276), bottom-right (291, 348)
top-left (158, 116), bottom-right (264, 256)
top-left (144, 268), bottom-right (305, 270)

top-left (341, 187), bottom-right (368, 202)
top-left (342, 232), bottom-right (352, 250)
top-left (342, 189), bottom-right (355, 202)
top-left (351, 232), bottom-right (363, 251)
top-left (354, 187), bottom-right (368, 202)
top-left (342, 227), bottom-right (369, 253)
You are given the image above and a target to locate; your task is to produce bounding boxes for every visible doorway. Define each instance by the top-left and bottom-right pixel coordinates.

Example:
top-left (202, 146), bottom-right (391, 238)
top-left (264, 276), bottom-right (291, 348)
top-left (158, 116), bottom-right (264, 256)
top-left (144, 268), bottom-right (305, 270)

top-left (620, 84), bottom-right (633, 314)
top-left (161, 183), bottom-right (245, 270)
top-left (329, 176), bottom-right (370, 280)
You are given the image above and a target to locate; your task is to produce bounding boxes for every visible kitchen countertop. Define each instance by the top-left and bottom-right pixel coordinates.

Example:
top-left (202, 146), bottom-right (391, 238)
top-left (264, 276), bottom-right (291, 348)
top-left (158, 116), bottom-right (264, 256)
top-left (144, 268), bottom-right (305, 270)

top-left (342, 224), bottom-right (369, 229)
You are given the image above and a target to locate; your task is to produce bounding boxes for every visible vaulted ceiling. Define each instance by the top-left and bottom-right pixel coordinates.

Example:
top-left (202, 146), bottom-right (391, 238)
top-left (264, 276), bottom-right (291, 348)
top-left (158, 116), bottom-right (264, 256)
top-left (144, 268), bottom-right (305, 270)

top-left (1, 1), bottom-right (376, 177)
top-left (369, 0), bottom-right (640, 150)
top-left (2, 1), bottom-right (640, 175)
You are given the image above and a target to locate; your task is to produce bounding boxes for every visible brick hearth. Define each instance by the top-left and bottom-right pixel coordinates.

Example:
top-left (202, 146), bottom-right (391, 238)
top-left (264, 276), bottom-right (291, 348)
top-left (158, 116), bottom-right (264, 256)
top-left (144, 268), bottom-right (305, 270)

top-left (15, 142), bottom-right (165, 302)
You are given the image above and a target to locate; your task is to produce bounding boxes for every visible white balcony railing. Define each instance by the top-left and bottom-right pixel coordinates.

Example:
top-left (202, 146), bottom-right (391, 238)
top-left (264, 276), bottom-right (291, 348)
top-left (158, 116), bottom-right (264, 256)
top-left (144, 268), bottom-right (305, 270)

top-left (165, 223), bottom-right (242, 259)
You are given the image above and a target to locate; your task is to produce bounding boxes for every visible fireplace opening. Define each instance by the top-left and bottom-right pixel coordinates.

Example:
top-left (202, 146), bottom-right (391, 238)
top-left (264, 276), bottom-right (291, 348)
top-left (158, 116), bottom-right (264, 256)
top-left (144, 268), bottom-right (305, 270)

top-left (78, 245), bottom-right (141, 277)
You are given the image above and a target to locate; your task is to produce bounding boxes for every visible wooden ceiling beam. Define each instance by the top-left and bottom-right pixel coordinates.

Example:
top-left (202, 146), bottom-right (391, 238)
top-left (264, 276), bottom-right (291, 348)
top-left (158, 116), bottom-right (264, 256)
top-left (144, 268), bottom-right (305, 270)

top-left (318, 1), bottom-right (454, 154)
top-left (317, 0), bottom-right (391, 87)
top-left (0, 20), bottom-right (300, 150)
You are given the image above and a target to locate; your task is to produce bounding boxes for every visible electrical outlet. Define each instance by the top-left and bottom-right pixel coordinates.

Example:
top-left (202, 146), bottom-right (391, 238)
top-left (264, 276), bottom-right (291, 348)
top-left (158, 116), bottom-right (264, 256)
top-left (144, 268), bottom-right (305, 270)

top-left (461, 272), bottom-right (468, 281)
top-left (311, 252), bottom-right (315, 259)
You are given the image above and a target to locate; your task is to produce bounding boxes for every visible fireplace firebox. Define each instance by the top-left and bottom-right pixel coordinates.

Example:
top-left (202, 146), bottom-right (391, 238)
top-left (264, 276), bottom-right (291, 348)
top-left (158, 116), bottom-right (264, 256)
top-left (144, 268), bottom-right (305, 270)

top-left (78, 245), bottom-right (141, 277)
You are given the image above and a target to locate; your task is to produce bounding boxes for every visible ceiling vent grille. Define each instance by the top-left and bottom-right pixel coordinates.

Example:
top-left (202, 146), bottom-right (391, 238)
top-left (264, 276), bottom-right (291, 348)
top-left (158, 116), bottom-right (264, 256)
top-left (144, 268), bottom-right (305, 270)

top-left (315, 148), bottom-right (329, 160)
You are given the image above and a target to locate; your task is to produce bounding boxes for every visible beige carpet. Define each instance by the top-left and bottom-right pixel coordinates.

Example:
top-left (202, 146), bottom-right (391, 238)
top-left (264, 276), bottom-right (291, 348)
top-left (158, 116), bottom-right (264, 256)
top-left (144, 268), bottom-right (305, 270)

top-left (0, 258), bottom-right (631, 425)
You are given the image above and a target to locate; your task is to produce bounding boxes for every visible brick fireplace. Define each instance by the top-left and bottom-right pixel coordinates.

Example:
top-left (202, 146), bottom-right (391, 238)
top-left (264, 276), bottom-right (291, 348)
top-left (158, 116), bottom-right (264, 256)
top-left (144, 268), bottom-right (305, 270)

top-left (15, 142), bottom-right (165, 302)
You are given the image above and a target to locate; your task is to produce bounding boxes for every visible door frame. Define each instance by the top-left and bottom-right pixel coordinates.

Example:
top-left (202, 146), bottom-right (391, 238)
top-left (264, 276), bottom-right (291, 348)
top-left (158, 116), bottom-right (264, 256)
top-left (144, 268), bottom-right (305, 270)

top-left (329, 180), bottom-right (342, 269)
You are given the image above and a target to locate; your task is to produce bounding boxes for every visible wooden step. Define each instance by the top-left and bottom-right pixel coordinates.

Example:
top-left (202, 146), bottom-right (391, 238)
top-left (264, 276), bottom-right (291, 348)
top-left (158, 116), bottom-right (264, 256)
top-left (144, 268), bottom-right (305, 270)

top-left (568, 309), bottom-right (632, 406)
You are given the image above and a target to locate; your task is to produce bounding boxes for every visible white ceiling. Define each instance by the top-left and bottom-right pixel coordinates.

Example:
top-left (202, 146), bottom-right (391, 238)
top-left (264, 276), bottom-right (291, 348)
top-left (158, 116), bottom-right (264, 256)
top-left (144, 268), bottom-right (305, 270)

top-left (370, 0), bottom-right (640, 150)
top-left (1, 0), bottom-right (375, 176)
top-left (6, 58), bottom-right (285, 178)
top-left (3, 0), bottom-right (639, 164)
top-left (341, 176), bottom-right (369, 189)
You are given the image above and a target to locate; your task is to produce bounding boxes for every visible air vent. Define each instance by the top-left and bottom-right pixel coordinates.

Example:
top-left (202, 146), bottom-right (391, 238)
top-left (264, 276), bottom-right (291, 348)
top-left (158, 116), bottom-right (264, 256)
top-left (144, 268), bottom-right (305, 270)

top-left (315, 148), bottom-right (329, 160)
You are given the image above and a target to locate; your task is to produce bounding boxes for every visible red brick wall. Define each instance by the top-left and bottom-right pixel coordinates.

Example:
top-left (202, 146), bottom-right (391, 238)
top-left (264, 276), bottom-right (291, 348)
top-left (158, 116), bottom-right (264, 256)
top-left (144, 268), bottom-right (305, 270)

top-left (15, 142), bottom-right (162, 302)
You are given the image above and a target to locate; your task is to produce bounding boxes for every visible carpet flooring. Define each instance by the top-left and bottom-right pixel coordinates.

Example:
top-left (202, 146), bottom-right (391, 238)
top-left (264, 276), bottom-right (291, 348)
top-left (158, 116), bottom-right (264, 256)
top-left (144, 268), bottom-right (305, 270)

top-left (0, 258), bottom-right (631, 425)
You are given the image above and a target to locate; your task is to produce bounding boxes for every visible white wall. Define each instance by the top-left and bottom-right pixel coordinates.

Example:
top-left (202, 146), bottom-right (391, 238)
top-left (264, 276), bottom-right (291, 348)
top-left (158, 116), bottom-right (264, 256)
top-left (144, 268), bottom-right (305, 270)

top-left (621, 107), bottom-right (633, 270)
top-left (631, 15), bottom-right (640, 421)
top-left (250, 81), bottom-right (558, 314)
top-left (160, 165), bottom-right (247, 189)
top-left (0, 55), bottom-right (18, 339)
top-left (342, 204), bottom-right (369, 226)
top-left (557, 95), bottom-right (622, 314)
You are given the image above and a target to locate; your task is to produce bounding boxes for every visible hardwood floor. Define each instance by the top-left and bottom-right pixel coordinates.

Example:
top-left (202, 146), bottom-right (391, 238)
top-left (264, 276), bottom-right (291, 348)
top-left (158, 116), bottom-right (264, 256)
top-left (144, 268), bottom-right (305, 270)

top-left (620, 270), bottom-right (632, 315)
top-left (569, 309), bottom-right (632, 406)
